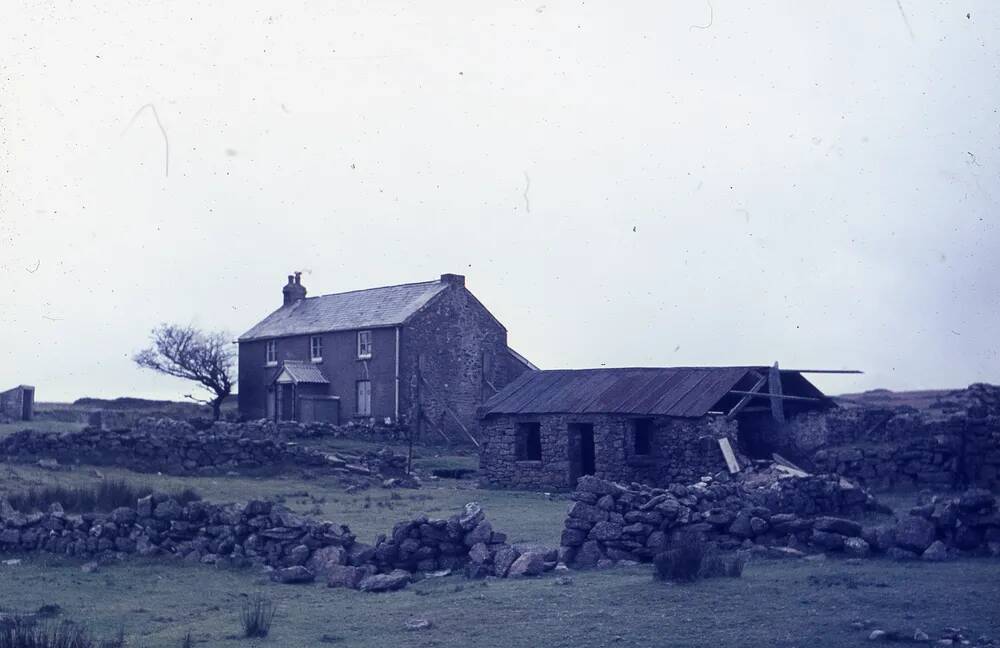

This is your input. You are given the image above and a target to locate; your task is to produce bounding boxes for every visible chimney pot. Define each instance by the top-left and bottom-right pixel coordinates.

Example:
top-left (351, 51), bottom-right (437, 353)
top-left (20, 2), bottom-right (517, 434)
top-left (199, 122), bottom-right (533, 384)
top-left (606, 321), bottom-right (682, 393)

top-left (282, 272), bottom-right (307, 305)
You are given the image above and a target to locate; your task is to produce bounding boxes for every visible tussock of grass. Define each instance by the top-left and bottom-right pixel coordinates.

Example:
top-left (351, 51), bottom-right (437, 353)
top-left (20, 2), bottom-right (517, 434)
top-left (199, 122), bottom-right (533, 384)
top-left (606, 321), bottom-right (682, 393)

top-left (5, 480), bottom-right (200, 514)
top-left (0, 616), bottom-right (125, 648)
top-left (240, 593), bottom-right (275, 638)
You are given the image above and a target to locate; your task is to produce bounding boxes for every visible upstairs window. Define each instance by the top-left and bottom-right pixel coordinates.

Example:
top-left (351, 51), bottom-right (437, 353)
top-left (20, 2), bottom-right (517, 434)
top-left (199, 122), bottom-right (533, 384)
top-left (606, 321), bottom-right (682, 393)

top-left (356, 380), bottom-right (372, 416)
top-left (516, 422), bottom-right (542, 461)
top-left (310, 336), bottom-right (323, 362)
top-left (265, 340), bottom-right (277, 365)
top-left (357, 330), bottom-right (373, 358)
top-left (632, 418), bottom-right (653, 455)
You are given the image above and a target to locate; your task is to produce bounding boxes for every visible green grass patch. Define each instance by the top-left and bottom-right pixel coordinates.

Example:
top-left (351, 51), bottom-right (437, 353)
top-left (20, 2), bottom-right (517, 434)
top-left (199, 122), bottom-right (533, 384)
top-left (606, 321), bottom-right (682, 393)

top-left (0, 556), bottom-right (996, 648)
top-left (0, 464), bottom-right (566, 545)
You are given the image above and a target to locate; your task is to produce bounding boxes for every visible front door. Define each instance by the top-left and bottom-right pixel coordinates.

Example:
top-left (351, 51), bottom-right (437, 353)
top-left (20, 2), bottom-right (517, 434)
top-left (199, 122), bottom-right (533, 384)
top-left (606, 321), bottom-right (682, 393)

top-left (279, 384), bottom-right (295, 421)
top-left (568, 423), bottom-right (596, 485)
top-left (21, 389), bottom-right (32, 421)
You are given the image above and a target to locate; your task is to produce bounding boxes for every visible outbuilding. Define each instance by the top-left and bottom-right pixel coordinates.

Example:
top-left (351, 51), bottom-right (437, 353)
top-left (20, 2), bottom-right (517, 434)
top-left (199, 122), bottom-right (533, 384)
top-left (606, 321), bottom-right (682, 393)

top-left (478, 365), bottom-right (835, 490)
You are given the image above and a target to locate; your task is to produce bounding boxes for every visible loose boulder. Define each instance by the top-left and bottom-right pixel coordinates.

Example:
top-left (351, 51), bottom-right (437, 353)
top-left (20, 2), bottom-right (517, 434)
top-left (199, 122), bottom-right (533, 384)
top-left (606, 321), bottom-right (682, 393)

top-left (358, 570), bottom-right (411, 593)
top-left (894, 516), bottom-right (937, 553)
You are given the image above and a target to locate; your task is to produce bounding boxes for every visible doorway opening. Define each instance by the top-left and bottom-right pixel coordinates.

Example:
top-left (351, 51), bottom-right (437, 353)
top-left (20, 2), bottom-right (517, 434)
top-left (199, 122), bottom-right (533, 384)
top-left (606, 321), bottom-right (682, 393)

top-left (568, 422), bottom-right (596, 484)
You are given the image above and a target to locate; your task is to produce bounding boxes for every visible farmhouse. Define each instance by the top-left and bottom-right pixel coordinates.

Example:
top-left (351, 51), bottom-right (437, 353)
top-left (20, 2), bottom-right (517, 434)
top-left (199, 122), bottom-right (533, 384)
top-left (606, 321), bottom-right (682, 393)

top-left (479, 366), bottom-right (833, 490)
top-left (238, 273), bottom-right (534, 441)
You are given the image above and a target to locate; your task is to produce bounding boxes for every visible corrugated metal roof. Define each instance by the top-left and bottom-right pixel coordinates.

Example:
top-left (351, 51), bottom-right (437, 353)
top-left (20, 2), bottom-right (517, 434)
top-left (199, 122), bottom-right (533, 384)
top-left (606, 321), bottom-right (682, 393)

top-left (240, 280), bottom-right (448, 341)
top-left (481, 367), bottom-right (770, 418)
top-left (275, 361), bottom-right (330, 384)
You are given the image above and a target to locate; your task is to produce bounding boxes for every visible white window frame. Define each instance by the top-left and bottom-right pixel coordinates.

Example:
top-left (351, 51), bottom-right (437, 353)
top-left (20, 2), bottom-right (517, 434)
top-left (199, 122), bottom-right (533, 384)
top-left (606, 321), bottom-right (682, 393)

top-left (357, 330), bottom-right (373, 359)
top-left (265, 340), bottom-right (277, 366)
top-left (310, 335), bottom-right (323, 362)
top-left (356, 380), bottom-right (372, 416)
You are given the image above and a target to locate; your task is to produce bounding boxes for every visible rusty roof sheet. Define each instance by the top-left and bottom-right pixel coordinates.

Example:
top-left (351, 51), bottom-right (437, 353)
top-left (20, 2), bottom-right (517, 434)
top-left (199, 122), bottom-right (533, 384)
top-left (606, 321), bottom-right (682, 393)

top-left (481, 367), bottom-right (774, 418)
top-left (240, 280), bottom-right (449, 341)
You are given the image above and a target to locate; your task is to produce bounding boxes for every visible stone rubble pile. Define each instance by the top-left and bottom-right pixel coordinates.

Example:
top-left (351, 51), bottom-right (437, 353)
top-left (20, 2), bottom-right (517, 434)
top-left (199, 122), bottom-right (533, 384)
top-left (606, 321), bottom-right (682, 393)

top-left (0, 495), bottom-right (549, 592)
top-left (559, 475), bottom-right (1000, 568)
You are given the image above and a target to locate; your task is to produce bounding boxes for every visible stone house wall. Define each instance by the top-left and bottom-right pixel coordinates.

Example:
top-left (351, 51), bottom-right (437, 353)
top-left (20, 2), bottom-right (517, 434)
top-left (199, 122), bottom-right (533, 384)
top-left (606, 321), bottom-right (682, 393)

top-left (480, 413), bottom-right (738, 491)
top-left (399, 277), bottom-right (529, 442)
top-left (238, 327), bottom-right (398, 422)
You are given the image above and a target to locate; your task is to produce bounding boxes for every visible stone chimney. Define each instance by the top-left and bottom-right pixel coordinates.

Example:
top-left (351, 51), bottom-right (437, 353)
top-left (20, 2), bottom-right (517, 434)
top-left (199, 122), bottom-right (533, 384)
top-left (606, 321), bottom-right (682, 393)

top-left (282, 272), bottom-right (307, 305)
top-left (440, 273), bottom-right (465, 287)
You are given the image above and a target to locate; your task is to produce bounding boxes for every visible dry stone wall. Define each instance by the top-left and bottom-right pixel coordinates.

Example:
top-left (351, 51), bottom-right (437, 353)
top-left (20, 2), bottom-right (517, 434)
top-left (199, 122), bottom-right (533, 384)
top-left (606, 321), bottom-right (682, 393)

top-left (559, 474), bottom-right (1000, 568)
top-left (0, 418), bottom-right (408, 481)
top-left (782, 384), bottom-right (1000, 490)
top-left (0, 496), bottom-right (555, 591)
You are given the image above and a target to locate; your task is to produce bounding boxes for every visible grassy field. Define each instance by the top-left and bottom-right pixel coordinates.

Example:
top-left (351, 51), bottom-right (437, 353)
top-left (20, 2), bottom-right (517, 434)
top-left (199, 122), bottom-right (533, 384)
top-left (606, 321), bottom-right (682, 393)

top-left (0, 555), bottom-right (997, 648)
top-left (1, 437), bottom-right (998, 648)
top-left (0, 420), bottom-right (86, 439)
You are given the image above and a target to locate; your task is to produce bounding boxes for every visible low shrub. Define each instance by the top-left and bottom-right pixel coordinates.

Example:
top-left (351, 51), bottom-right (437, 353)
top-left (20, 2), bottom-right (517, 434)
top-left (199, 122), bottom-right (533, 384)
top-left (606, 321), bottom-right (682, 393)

top-left (0, 616), bottom-right (125, 648)
top-left (653, 533), bottom-right (748, 583)
top-left (241, 593), bottom-right (276, 638)
top-left (653, 531), bottom-right (706, 583)
top-left (5, 480), bottom-right (200, 514)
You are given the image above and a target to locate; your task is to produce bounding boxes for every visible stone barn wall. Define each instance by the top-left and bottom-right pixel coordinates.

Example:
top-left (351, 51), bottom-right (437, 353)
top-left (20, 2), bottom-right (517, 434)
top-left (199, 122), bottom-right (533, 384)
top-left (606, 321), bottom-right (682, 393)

top-left (480, 413), bottom-right (738, 491)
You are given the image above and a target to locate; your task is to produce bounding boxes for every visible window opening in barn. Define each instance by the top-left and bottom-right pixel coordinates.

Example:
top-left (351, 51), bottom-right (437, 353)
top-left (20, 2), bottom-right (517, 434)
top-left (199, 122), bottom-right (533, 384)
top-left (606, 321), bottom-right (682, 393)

top-left (357, 330), bottom-right (373, 358)
top-left (356, 380), bottom-right (372, 416)
top-left (632, 418), bottom-right (653, 455)
top-left (516, 422), bottom-right (542, 461)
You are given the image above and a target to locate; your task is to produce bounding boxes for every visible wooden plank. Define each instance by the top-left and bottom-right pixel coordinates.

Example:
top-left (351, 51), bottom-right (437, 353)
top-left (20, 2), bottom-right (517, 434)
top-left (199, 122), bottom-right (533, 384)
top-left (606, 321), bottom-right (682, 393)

top-left (772, 452), bottom-right (809, 476)
top-left (727, 391), bottom-right (822, 403)
top-left (779, 369), bottom-right (864, 374)
top-left (718, 438), bottom-right (740, 473)
top-left (421, 411), bottom-right (452, 443)
top-left (726, 372), bottom-right (767, 419)
top-left (769, 361), bottom-right (785, 423)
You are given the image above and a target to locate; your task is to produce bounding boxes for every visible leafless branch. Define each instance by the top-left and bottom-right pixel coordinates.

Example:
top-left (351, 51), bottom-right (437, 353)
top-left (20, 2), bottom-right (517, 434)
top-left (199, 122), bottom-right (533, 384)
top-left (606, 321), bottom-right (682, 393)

top-left (133, 323), bottom-right (235, 419)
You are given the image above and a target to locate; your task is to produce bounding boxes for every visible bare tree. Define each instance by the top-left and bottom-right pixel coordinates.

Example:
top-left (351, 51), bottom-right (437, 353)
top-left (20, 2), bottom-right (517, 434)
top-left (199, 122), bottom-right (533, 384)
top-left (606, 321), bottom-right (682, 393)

top-left (133, 324), bottom-right (235, 420)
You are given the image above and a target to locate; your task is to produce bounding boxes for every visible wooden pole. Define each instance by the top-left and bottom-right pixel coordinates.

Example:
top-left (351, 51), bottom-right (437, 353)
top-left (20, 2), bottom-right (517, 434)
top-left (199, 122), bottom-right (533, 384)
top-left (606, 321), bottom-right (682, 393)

top-left (726, 372), bottom-right (767, 419)
top-left (769, 361), bottom-right (785, 424)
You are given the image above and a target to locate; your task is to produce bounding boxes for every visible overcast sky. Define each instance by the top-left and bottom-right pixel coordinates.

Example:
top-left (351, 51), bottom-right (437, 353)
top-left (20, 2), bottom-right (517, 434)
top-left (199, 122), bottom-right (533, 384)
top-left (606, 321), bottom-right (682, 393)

top-left (2, 1), bottom-right (998, 402)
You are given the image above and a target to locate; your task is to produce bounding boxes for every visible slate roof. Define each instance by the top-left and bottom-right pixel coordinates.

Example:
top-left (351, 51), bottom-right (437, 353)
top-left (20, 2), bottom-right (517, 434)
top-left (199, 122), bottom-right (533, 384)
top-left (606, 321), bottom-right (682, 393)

top-left (481, 366), bottom-right (824, 418)
top-left (274, 361), bottom-right (330, 384)
top-left (240, 280), bottom-right (449, 341)
top-left (507, 347), bottom-right (539, 371)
